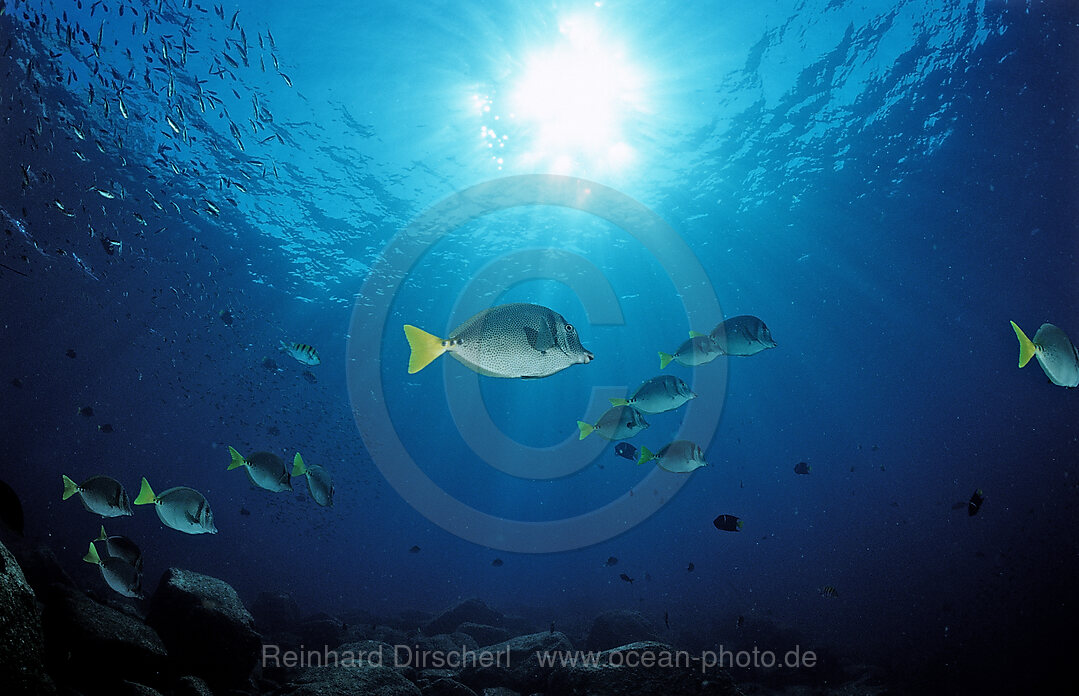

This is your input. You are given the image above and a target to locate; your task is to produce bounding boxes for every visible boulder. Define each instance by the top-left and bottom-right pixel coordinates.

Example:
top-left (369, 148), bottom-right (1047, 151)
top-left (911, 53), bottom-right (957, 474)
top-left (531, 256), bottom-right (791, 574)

top-left (296, 611), bottom-right (347, 649)
top-left (425, 598), bottom-right (503, 635)
top-left (115, 682), bottom-right (165, 696)
top-left (456, 623), bottom-right (511, 647)
top-left (40, 582), bottom-right (167, 691)
top-left (275, 664), bottom-right (422, 695)
top-left (585, 610), bottom-right (659, 650)
top-left (546, 641), bottom-right (742, 696)
top-left (251, 591), bottom-right (300, 633)
top-left (0, 541), bottom-right (53, 695)
top-left (458, 631), bottom-right (573, 693)
top-left (480, 688), bottom-right (522, 696)
top-left (145, 568), bottom-right (261, 691)
top-left (171, 675), bottom-right (214, 696)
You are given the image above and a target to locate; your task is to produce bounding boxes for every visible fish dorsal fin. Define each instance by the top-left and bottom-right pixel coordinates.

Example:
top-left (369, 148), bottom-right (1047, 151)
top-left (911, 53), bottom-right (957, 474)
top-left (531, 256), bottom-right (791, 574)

top-left (523, 326), bottom-right (555, 353)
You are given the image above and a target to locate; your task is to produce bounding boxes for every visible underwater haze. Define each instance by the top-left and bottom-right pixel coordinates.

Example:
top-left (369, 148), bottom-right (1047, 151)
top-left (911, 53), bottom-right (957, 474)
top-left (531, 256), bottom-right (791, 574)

top-left (1, 0), bottom-right (1077, 694)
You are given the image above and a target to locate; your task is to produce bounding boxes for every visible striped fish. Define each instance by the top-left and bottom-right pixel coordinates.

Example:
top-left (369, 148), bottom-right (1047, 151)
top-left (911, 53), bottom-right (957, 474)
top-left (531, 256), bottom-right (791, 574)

top-left (280, 341), bottom-right (320, 366)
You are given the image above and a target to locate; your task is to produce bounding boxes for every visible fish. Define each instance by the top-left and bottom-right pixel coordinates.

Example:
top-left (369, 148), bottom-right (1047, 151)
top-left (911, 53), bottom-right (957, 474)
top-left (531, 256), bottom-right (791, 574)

top-left (619, 573), bottom-right (634, 584)
top-left (279, 72), bottom-right (292, 87)
top-left (409, 545), bottom-right (421, 553)
top-left (658, 334), bottom-right (721, 370)
top-left (227, 447), bottom-right (292, 492)
top-left (968, 489), bottom-right (985, 516)
top-left (66, 349), bottom-right (77, 358)
top-left (404, 303), bottom-right (593, 378)
top-left (117, 93), bottom-right (128, 119)
top-left (637, 440), bottom-right (706, 473)
top-left (62, 475), bottom-right (133, 517)
top-left (78, 406), bottom-right (95, 417)
top-left (0, 479), bottom-right (25, 536)
top-left (302, 370), bottom-right (317, 384)
top-left (577, 405), bottom-right (648, 441)
top-left (280, 341), bottom-right (320, 366)
top-left (291, 453), bottom-right (333, 507)
top-left (818, 585), bottom-right (839, 598)
top-left (664, 611), bottom-right (670, 629)
top-left (736, 615), bottom-right (745, 629)
top-left (794, 461), bottom-right (812, 475)
top-left (1010, 321), bottom-right (1079, 387)
top-left (261, 357), bottom-right (279, 371)
top-left (165, 115), bottom-right (181, 134)
top-left (706, 315), bottom-right (777, 356)
top-left (609, 375), bottom-right (696, 414)
top-left (134, 478), bottom-right (217, 534)
top-left (95, 525), bottom-right (142, 570)
top-left (614, 443), bottom-right (637, 461)
top-left (83, 542), bottom-right (143, 598)
top-left (604, 556), bottom-right (618, 567)
top-left (686, 562), bottom-right (695, 572)
top-left (98, 424), bottom-right (114, 433)
top-left (713, 514), bottom-right (743, 532)
top-left (491, 558), bottom-right (504, 567)
top-left (240, 506), bottom-right (251, 516)
top-left (219, 309), bottom-right (233, 325)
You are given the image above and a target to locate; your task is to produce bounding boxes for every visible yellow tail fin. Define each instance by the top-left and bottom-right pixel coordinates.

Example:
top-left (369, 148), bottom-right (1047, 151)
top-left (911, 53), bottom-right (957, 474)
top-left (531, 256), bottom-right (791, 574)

top-left (609, 397), bottom-right (630, 407)
top-left (83, 542), bottom-right (101, 565)
top-left (689, 330), bottom-right (706, 338)
top-left (577, 421), bottom-right (594, 440)
top-left (292, 452), bottom-right (307, 477)
top-left (227, 446), bottom-right (246, 471)
top-left (1010, 321), bottom-right (1037, 368)
top-left (637, 446), bottom-right (654, 466)
top-left (404, 325), bottom-right (446, 374)
top-left (62, 474), bottom-right (79, 500)
top-left (134, 477), bottom-right (156, 505)
top-left (658, 352), bottom-right (674, 370)
top-left (96, 525), bottom-right (107, 542)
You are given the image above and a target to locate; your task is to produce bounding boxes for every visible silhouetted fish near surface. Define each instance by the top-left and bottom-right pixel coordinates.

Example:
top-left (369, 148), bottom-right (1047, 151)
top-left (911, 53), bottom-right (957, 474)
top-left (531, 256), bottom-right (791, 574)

top-left (0, 479), bottom-right (25, 536)
top-left (261, 357), bottom-right (279, 371)
top-left (219, 309), bottom-right (234, 325)
top-left (686, 562), bottom-right (695, 572)
top-left (77, 406), bottom-right (94, 417)
top-left (65, 348), bottom-right (76, 358)
top-left (302, 370), bottom-right (317, 383)
top-left (604, 556), bottom-right (618, 567)
top-left (713, 514), bottom-right (743, 532)
top-left (409, 545), bottom-right (421, 553)
top-left (614, 443), bottom-right (637, 461)
top-left (98, 424), bottom-right (113, 433)
top-left (818, 585), bottom-right (839, 598)
top-left (619, 573), bottom-right (634, 584)
top-left (491, 558), bottom-right (504, 567)
top-left (794, 461), bottom-right (811, 475)
top-left (239, 506), bottom-right (251, 517)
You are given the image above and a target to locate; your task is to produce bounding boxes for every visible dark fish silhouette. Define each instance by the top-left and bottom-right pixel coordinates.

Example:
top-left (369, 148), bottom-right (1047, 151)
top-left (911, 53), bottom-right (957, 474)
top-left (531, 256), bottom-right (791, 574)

top-left (736, 615), bottom-right (744, 629)
top-left (686, 562), bottom-right (694, 572)
top-left (10, 378), bottom-right (22, 388)
top-left (219, 309), bottom-right (234, 326)
top-left (664, 611), bottom-right (669, 629)
top-left (0, 479), bottom-right (25, 536)
top-left (794, 461), bottom-right (811, 475)
top-left (491, 558), bottom-right (503, 567)
top-left (97, 424), bottom-right (113, 433)
top-left (614, 443), bottom-right (637, 461)
top-left (604, 556), bottom-right (618, 567)
top-left (619, 573), bottom-right (634, 584)
top-left (65, 349), bottom-right (77, 358)
top-left (713, 514), bottom-right (743, 532)
top-left (409, 545), bottom-right (421, 553)
top-left (78, 406), bottom-right (94, 417)
top-left (239, 506), bottom-right (251, 517)
top-left (302, 370), bottom-right (317, 384)
top-left (968, 489), bottom-right (985, 516)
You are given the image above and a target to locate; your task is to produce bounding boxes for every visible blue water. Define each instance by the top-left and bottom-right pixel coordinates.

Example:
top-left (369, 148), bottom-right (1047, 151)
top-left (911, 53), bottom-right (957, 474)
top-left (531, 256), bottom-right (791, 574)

top-left (1, 0), bottom-right (1076, 691)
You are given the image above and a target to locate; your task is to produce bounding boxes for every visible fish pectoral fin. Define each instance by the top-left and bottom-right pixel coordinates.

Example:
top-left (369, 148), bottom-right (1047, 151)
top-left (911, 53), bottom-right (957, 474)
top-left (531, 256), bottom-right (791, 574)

top-left (523, 326), bottom-right (555, 353)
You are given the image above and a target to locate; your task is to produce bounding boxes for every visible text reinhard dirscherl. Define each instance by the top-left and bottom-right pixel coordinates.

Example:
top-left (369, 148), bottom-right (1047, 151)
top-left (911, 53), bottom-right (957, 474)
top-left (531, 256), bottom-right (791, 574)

top-left (262, 644), bottom-right (818, 672)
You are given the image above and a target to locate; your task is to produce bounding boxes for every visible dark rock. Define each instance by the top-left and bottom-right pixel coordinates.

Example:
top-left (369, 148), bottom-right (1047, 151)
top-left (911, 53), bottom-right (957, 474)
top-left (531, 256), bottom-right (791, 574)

top-left (480, 689), bottom-right (521, 696)
top-left (395, 607), bottom-right (435, 629)
top-left (116, 682), bottom-right (165, 696)
top-left (145, 568), bottom-right (261, 691)
top-left (585, 610), bottom-right (659, 651)
top-left (546, 641), bottom-right (742, 696)
top-left (458, 631), bottom-right (573, 694)
top-left (339, 606), bottom-right (380, 626)
top-left (251, 591), bottom-right (300, 633)
top-left (421, 678), bottom-right (479, 696)
top-left (10, 543), bottom-right (75, 596)
top-left (0, 541), bottom-right (54, 695)
top-left (275, 664), bottom-right (422, 695)
top-left (171, 675), bottom-right (214, 696)
top-left (425, 598), bottom-right (503, 636)
top-left (296, 612), bottom-right (347, 649)
top-left (456, 623), bottom-right (511, 647)
top-left (41, 583), bottom-right (167, 692)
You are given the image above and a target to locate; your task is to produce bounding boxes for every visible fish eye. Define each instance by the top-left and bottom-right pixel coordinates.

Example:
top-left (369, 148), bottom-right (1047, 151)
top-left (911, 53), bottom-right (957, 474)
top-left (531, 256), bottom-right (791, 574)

top-left (565, 324), bottom-right (575, 333)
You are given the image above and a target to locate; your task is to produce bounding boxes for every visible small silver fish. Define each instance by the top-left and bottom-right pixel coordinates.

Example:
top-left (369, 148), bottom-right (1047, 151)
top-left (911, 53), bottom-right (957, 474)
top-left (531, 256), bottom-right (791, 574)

top-left (610, 375), bottom-right (696, 414)
top-left (638, 440), bottom-right (706, 473)
top-left (659, 335), bottom-right (721, 369)
top-left (280, 341), bottom-right (320, 366)
top-left (83, 541), bottom-right (142, 598)
top-left (707, 315), bottom-right (776, 356)
top-left (577, 405), bottom-right (648, 441)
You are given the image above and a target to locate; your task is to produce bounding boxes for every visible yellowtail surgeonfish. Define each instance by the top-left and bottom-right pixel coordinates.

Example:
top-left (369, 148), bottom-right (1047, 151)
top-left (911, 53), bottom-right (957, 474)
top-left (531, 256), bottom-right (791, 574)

top-left (707, 315), bottom-right (777, 356)
top-left (577, 405), bottom-right (648, 441)
top-left (95, 525), bottom-right (143, 570)
top-left (659, 335), bottom-right (722, 370)
top-left (1010, 321), bottom-right (1079, 387)
top-left (404, 303), bottom-right (593, 379)
top-left (610, 375), bottom-right (696, 414)
top-left (83, 541), bottom-right (143, 598)
top-left (228, 447), bottom-right (292, 492)
top-left (280, 341), bottom-right (320, 366)
top-left (638, 440), bottom-right (707, 473)
top-left (292, 453), bottom-right (334, 507)
top-left (134, 478), bottom-right (217, 534)
top-left (61, 475), bottom-right (133, 517)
